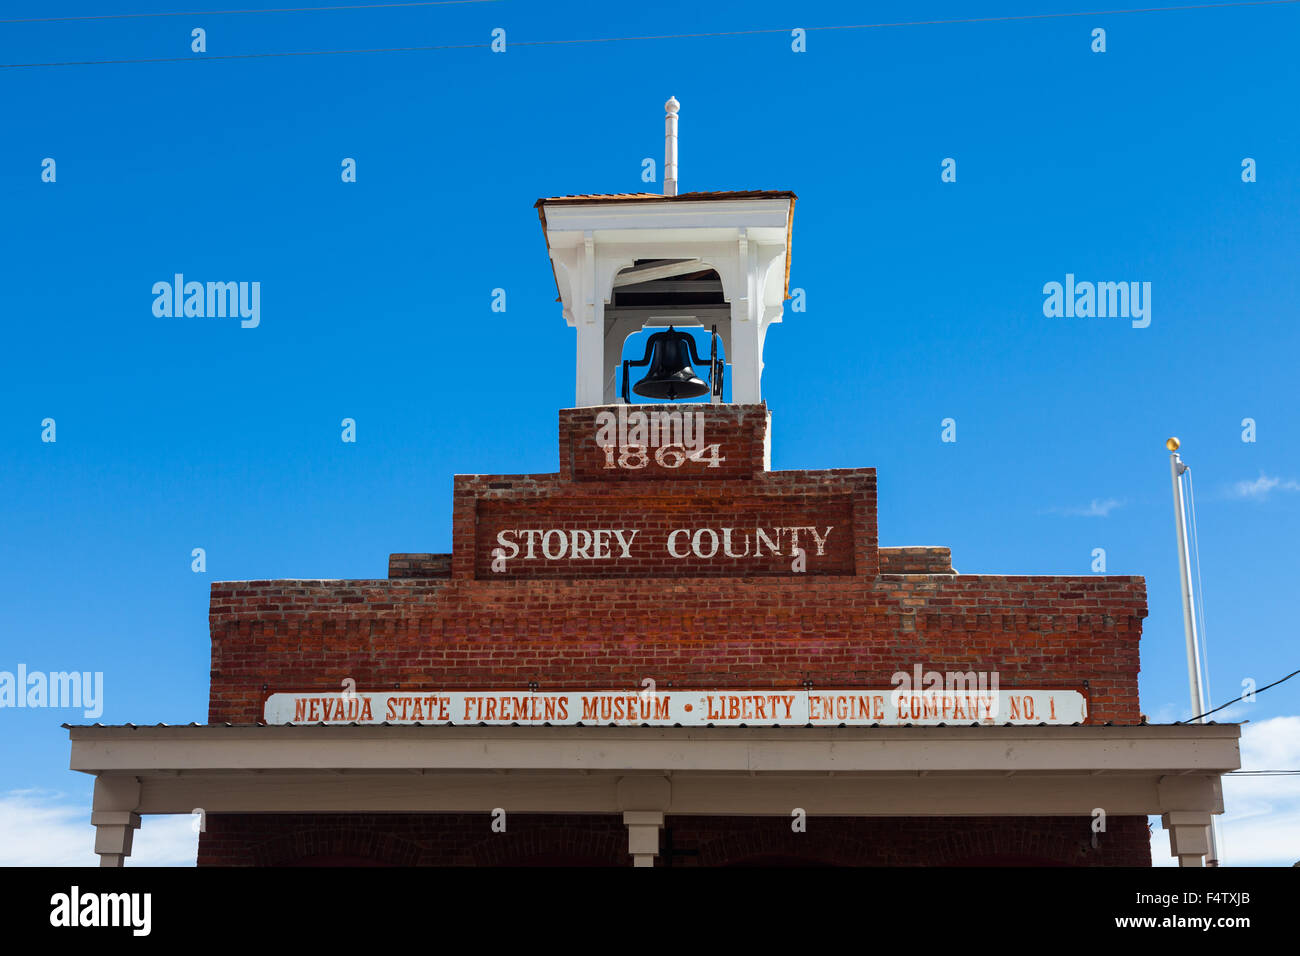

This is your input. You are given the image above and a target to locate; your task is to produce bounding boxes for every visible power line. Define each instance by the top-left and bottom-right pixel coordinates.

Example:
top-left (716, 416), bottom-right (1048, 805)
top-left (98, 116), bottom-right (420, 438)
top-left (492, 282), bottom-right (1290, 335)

top-left (0, 43), bottom-right (482, 68)
top-left (1228, 770), bottom-right (1300, 776)
top-left (1178, 668), bottom-right (1300, 723)
top-left (511, 0), bottom-right (1300, 46)
top-left (2, 0), bottom-right (1298, 68)
top-left (0, 1), bottom-right (499, 24)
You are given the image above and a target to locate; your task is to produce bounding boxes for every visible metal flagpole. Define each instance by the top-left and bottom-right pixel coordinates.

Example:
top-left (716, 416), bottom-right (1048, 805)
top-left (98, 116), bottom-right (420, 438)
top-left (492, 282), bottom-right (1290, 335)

top-left (1166, 436), bottom-right (1220, 866)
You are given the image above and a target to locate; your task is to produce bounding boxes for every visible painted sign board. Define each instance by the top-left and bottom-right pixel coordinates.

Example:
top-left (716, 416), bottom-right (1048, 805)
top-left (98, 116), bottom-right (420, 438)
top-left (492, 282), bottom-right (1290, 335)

top-left (474, 499), bottom-right (855, 578)
top-left (265, 688), bottom-right (1086, 727)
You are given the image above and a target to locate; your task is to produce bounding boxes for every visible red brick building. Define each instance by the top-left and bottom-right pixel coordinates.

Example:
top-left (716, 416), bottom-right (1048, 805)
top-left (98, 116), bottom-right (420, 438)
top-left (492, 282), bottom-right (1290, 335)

top-left (68, 104), bottom-right (1238, 867)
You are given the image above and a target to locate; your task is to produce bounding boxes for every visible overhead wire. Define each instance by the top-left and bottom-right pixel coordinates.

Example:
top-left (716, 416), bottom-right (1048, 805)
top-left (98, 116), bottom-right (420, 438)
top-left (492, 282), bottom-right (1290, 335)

top-left (1228, 770), bottom-right (1300, 776)
top-left (1179, 668), bottom-right (1300, 722)
top-left (3, 0), bottom-right (1299, 68)
top-left (0, 1), bottom-right (501, 24)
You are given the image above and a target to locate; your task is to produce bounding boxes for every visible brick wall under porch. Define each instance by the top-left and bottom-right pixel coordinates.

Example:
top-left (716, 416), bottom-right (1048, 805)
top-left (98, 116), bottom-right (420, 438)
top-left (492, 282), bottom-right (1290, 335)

top-left (195, 813), bottom-right (1151, 866)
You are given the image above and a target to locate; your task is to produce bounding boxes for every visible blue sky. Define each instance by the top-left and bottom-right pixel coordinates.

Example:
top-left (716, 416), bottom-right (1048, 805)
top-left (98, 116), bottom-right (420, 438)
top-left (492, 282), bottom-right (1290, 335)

top-left (1, 0), bottom-right (1297, 865)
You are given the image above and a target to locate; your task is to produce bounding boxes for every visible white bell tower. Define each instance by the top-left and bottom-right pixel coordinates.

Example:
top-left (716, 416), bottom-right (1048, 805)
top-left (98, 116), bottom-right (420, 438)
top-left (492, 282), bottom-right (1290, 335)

top-left (536, 97), bottom-right (796, 407)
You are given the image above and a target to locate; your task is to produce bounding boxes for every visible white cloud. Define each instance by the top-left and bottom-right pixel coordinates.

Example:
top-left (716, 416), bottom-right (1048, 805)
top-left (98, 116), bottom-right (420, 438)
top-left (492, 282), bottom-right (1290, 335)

top-left (1151, 716), bottom-right (1300, 867)
top-left (1146, 702), bottom-right (1185, 725)
top-left (0, 790), bottom-right (97, 866)
top-left (1057, 497), bottom-right (1125, 517)
top-left (0, 790), bottom-right (197, 866)
top-left (1228, 473), bottom-right (1300, 501)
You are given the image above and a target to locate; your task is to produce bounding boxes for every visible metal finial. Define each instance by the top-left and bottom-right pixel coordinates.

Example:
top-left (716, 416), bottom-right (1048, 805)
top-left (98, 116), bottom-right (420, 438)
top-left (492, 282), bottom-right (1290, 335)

top-left (664, 96), bottom-right (679, 197)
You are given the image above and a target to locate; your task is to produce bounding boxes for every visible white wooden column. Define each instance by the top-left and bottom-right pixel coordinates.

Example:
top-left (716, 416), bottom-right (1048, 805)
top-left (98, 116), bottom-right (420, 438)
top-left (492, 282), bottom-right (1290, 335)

top-left (728, 229), bottom-right (763, 404)
top-left (618, 774), bottom-right (670, 867)
top-left (575, 231), bottom-right (606, 407)
top-left (91, 776), bottom-right (142, 867)
top-left (624, 811), bottom-right (664, 867)
top-left (1162, 811), bottom-right (1213, 867)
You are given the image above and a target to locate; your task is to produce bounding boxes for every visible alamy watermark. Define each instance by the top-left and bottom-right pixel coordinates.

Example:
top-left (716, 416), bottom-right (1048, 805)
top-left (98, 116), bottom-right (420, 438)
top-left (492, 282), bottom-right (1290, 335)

top-left (891, 663), bottom-right (1000, 695)
top-left (594, 406), bottom-right (723, 470)
top-left (890, 664), bottom-right (1003, 720)
top-left (50, 886), bottom-right (150, 936)
top-left (1043, 274), bottom-right (1150, 328)
top-left (0, 665), bottom-right (103, 718)
top-left (152, 274), bottom-right (260, 328)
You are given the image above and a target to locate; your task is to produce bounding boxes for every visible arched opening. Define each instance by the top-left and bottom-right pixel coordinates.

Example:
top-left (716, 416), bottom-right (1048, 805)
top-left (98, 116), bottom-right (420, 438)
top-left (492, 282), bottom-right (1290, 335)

top-left (608, 261), bottom-right (728, 403)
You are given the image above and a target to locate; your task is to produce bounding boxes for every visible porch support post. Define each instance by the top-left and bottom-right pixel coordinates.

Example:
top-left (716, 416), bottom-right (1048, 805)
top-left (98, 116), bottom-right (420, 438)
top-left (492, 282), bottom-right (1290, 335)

top-left (624, 810), bottom-right (664, 868)
top-left (617, 774), bottom-right (670, 867)
top-left (91, 776), bottom-right (142, 867)
top-left (1162, 811), bottom-right (1213, 867)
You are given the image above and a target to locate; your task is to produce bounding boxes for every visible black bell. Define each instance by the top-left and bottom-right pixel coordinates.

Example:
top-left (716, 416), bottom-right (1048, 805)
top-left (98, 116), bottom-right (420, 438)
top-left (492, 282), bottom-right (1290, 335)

top-left (623, 326), bottom-right (720, 402)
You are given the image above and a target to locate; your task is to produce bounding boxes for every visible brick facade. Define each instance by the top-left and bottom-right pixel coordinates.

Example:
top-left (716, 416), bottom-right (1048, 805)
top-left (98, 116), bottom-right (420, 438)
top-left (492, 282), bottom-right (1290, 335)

top-left (201, 404), bottom-right (1149, 866)
top-left (558, 403), bottom-right (770, 481)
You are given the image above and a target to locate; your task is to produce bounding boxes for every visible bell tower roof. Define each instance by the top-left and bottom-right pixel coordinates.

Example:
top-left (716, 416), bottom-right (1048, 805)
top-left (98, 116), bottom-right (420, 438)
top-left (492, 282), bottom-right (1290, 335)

top-left (536, 189), bottom-right (796, 203)
top-left (534, 189), bottom-right (797, 300)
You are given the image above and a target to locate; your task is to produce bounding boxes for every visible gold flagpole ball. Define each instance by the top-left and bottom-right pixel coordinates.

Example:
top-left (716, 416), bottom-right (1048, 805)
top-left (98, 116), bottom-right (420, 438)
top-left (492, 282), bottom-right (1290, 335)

top-left (1166, 437), bottom-right (1180, 452)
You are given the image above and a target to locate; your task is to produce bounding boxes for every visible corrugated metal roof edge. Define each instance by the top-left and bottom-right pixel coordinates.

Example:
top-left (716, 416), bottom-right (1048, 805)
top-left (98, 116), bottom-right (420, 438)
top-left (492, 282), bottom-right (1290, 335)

top-left (535, 190), bottom-right (797, 205)
top-left (63, 720), bottom-right (1237, 730)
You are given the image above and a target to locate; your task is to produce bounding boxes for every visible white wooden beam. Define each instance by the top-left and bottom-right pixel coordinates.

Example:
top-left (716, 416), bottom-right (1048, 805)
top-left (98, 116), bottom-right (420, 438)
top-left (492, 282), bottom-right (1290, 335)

top-left (612, 258), bottom-right (704, 287)
top-left (69, 724), bottom-right (1242, 775)
top-left (117, 769), bottom-right (1226, 818)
